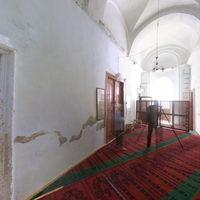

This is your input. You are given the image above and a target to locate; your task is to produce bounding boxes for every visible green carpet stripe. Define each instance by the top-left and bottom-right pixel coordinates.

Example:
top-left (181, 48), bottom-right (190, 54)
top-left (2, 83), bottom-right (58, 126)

top-left (32, 133), bottom-right (191, 199)
top-left (126, 130), bottom-right (146, 137)
top-left (163, 170), bottom-right (200, 200)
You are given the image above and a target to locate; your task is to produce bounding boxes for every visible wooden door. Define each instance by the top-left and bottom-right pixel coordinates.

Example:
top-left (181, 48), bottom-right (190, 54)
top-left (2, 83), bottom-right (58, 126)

top-left (189, 91), bottom-right (193, 130)
top-left (114, 81), bottom-right (124, 133)
top-left (106, 77), bottom-right (115, 142)
top-left (106, 74), bottom-right (124, 143)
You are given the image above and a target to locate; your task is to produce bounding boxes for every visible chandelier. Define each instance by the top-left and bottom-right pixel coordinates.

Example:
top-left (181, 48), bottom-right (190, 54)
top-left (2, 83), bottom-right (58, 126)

top-left (152, 0), bottom-right (164, 72)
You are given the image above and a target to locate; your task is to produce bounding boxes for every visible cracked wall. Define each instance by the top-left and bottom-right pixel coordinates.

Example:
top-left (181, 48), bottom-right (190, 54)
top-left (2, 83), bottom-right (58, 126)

top-left (70, 116), bottom-right (104, 142)
top-left (14, 116), bottom-right (104, 145)
top-left (14, 131), bottom-right (49, 144)
top-left (14, 131), bottom-right (68, 146)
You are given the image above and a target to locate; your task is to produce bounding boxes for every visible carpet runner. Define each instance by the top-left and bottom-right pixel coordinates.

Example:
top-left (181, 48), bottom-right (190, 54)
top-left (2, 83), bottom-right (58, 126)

top-left (32, 127), bottom-right (200, 200)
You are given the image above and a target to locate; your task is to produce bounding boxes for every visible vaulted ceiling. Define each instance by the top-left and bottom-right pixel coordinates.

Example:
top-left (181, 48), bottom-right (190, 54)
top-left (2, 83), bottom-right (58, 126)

top-left (77, 0), bottom-right (200, 71)
top-left (131, 13), bottom-right (200, 71)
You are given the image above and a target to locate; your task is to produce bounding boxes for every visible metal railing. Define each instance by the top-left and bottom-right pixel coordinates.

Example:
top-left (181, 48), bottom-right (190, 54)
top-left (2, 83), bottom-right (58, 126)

top-left (136, 100), bottom-right (190, 131)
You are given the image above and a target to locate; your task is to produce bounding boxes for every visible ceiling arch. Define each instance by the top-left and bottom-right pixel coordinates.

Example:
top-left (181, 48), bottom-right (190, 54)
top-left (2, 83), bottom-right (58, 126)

top-left (130, 13), bottom-right (200, 71)
top-left (130, 4), bottom-right (200, 52)
top-left (141, 45), bottom-right (190, 71)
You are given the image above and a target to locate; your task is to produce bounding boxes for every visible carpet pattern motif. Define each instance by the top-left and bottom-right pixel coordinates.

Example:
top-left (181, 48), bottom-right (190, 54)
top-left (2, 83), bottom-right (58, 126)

top-left (33, 127), bottom-right (200, 200)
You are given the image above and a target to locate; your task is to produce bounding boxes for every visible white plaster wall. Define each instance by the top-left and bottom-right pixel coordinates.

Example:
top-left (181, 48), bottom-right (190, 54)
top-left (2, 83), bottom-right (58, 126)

top-left (188, 46), bottom-right (200, 133)
top-left (118, 57), bottom-right (141, 123)
top-left (141, 72), bottom-right (150, 96)
top-left (0, 0), bottom-right (139, 199)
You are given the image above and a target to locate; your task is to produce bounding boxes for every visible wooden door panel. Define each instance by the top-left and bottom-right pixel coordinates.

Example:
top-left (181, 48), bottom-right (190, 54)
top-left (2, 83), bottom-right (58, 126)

top-left (106, 74), bottom-right (124, 143)
top-left (114, 82), bottom-right (124, 132)
top-left (106, 78), bottom-right (114, 142)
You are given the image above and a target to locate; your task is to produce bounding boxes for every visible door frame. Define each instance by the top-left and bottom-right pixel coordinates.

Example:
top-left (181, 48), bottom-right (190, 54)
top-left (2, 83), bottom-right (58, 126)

top-left (105, 72), bottom-right (124, 143)
top-left (0, 40), bottom-right (15, 200)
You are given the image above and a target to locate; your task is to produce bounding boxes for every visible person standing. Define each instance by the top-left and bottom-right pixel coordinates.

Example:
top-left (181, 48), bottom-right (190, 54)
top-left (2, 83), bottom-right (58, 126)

top-left (146, 104), bottom-right (160, 148)
top-left (115, 104), bottom-right (125, 149)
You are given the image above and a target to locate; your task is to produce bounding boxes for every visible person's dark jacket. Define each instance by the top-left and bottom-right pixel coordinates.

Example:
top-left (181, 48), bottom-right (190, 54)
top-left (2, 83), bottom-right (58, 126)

top-left (147, 105), bottom-right (160, 127)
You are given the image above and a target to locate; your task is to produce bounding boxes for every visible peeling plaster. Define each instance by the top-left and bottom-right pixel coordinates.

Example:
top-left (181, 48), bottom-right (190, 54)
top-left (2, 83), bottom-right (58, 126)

top-left (82, 116), bottom-right (97, 129)
top-left (14, 117), bottom-right (104, 145)
top-left (70, 116), bottom-right (105, 142)
top-left (70, 130), bottom-right (83, 142)
top-left (14, 131), bottom-right (67, 146)
top-left (70, 116), bottom-right (96, 142)
top-left (14, 131), bottom-right (49, 144)
top-left (54, 131), bottom-right (67, 146)
top-left (96, 120), bottom-right (105, 131)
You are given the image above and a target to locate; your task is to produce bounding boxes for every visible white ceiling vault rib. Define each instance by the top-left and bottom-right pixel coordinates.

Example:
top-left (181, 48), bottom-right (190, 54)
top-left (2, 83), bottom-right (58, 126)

top-left (112, 0), bottom-right (149, 50)
top-left (103, 0), bottom-right (130, 52)
top-left (106, 0), bottom-right (128, 32)
top-left (98, 0), bottom-right (149, 53)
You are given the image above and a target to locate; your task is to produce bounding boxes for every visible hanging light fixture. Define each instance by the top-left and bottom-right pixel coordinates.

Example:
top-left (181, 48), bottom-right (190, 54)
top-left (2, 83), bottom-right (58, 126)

top-left (152, 0), bottom-right (164, 72)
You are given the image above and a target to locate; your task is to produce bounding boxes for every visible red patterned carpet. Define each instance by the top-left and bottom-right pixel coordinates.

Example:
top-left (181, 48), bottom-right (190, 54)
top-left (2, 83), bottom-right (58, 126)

top-left (194, 192), bottom-right (200, 200)
top-left (33, 127), bottom-right (200, 200)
